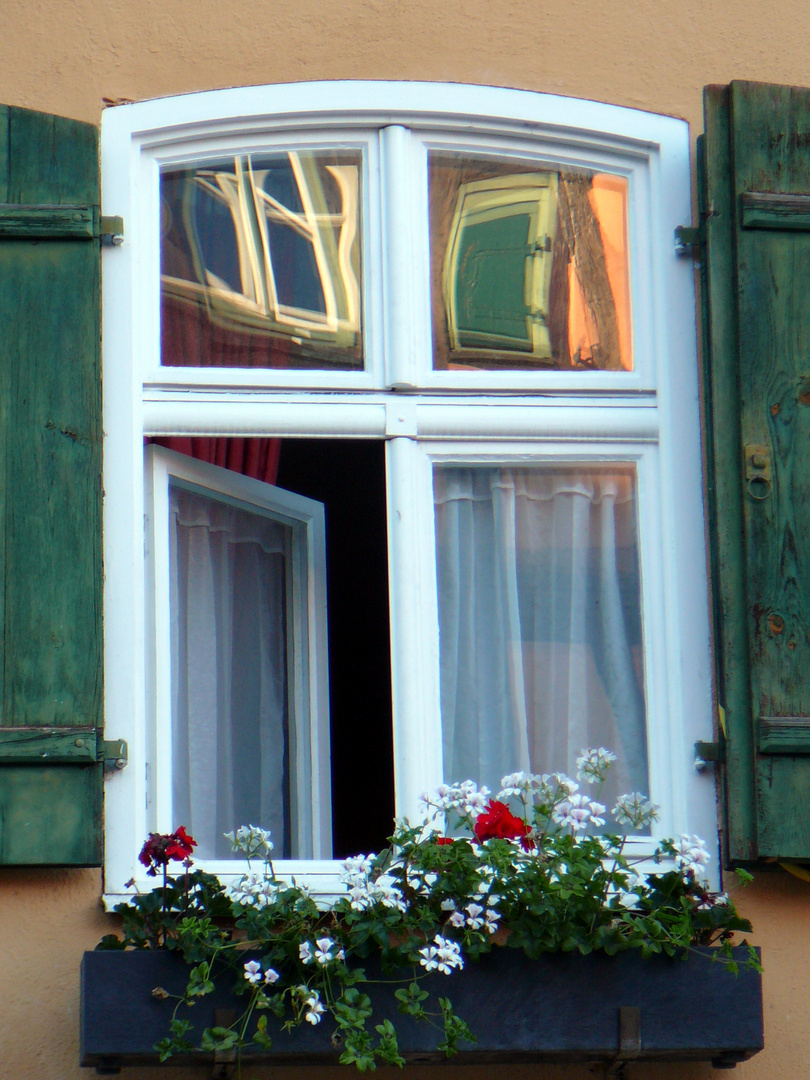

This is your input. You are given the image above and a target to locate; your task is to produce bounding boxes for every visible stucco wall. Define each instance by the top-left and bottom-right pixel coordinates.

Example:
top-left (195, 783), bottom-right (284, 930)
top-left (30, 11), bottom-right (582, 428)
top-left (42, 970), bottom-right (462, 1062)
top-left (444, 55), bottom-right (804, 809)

top-left (2, 0), bottom-right (810, 131)
top-left (0, 2), bottom-right (808, 1077)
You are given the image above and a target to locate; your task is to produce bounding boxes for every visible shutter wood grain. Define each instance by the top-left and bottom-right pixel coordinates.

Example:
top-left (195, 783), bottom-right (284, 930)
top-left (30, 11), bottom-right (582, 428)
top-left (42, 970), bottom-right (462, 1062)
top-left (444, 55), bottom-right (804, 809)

top-left (702, 81), bottom-right (810, 860)
top-left (0, 105), bottom-right (102, 865)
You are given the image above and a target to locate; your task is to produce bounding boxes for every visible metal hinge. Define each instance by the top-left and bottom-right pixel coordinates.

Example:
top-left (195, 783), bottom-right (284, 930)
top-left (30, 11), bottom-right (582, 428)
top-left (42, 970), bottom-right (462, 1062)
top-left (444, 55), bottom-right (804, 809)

top-left (694, 740), bottom-right (726, 770)
top-left (0, 205), bottom-right (124, 243)
top-left (674, 224), bottom-right (701, 258)
top-left (99, 739), bottom-right (128, 770)
top-left (99, 215), bottom-right (124, 245)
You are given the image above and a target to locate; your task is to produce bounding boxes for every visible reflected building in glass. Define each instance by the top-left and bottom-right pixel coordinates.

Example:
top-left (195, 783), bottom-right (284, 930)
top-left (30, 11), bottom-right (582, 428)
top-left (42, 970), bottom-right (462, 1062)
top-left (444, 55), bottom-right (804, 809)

top-left (160, 150), bottom-right (363, 370)
top-left (430, 154), bottom-right (632, 372)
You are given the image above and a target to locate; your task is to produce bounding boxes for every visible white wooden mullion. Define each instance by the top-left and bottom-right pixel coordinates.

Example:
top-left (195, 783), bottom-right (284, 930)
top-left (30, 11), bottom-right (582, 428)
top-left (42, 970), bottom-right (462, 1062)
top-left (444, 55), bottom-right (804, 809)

top-left (143, 398), bottom-right (387, 437)
top-left (142, 396), bottom-right (658, 441)
top-left (143, 450), bottom-right (175, 834)
top-left (385, 436), bottom-right (444, 822)
top-left (380, 125), bottom-right (425, 389)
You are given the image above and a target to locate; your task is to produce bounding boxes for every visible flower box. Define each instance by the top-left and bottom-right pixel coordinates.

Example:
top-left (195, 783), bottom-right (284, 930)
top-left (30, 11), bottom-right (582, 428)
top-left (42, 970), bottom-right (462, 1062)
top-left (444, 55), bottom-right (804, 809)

top-left (80, 945), bottom-right (763, 1072)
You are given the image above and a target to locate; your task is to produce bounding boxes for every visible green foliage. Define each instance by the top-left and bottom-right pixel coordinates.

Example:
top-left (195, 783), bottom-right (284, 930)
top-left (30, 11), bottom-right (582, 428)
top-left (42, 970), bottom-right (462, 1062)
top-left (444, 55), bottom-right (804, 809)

top-left (99, 762), bottom-right (758, 1072)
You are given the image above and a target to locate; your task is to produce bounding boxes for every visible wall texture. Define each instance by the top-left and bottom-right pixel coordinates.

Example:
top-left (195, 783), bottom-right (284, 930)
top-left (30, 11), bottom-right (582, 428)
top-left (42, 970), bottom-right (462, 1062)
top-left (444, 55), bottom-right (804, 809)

top-left (0, 0), bottom-right (809, 131)
top-left (0, 2), bottom-right (808, 1077)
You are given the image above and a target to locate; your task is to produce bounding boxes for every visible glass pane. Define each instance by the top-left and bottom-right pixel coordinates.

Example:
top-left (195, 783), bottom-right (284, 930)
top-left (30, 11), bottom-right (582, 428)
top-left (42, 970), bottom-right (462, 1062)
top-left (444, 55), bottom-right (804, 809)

top-left (169, 484), bottom-right (293, 858)
top-left (429, 153), bottom-right (632, 372)
top-left (433, 465), bottom-right (648, 825)
top-left (161, 150), bottom-right (363, 370)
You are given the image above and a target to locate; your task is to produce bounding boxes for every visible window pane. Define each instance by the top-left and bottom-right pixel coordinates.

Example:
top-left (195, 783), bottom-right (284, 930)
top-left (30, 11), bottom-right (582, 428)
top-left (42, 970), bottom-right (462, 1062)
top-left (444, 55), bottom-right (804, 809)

top-left (433, 465), bottom-right (648, 821)
top-left (169, 484), bottom-right (293, 858)
top-left (161, 150), bottom-right (363, 370)
top-left (429, 154), bottom-right (632, 372)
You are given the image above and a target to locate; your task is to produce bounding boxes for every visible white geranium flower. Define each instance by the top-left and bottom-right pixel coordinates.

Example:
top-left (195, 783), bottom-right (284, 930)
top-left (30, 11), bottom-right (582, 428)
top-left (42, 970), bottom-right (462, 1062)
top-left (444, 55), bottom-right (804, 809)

top-left (304, 990), bottom-right (325, 1024)
top-left (420, 780), bottom-right (491, 819)
top-left (224, 825), bottom-right (274, 857)
top-left (497, 771), bottom-right (544, 799)
top-left (264, 967), bottom-right (280, 984)
top-left (464, 902), bottom-right (485, 930)
top-left (419, 934), bottom-right (463, 974)
top-left (553, 793), bottom-right (604, 831)
top-left (243, 960), bottom-right (262, 984)
top-left (675, 834), bottom-right (711, 878)
top-left (418, 945), bottom-right (440, 972)
top-left (614, 872), bottom-right (645, 909)
top-left (484, 908), bottom-right (500, 934)
top-left (374, 877), bottom-right (407, 911)
top-left (314, 937), bottom-right (337, 965)
top-left (576, 747), bottom-right (617, 785)
top-left (612, 792), bottom-right (660, 830)
top-left (340, 854), bottom-right (376, 886)
top-left (299, 941), bottom-right (314, 964)
top-left (536, 773), bottom-right (579, 808)
top-left (346, 885), bottom-right (372, 911)
top-left (227, 871), bottom-right (281, 908)
top-left (449, 910), bottom-right (466, 928)
top-left (434, 936), bottom-right (464, 974)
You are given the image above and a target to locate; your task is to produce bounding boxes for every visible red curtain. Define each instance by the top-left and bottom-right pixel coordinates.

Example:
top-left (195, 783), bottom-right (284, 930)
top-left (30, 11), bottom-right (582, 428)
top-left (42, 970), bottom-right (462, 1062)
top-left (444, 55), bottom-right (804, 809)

top-left (155, 293), bottom-right (285, 484)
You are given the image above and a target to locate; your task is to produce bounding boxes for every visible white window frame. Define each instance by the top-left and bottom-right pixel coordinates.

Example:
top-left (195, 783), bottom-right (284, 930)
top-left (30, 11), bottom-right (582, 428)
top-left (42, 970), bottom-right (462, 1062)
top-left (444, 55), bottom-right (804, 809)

top-left (101, 82), bottom-right (716, 902)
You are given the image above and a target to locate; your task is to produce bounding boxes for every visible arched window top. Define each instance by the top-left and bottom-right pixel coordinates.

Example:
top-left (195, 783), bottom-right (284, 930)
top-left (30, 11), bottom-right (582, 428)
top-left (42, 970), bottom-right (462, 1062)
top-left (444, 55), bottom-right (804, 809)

top-left (102, 80), bottom-right (689, 152)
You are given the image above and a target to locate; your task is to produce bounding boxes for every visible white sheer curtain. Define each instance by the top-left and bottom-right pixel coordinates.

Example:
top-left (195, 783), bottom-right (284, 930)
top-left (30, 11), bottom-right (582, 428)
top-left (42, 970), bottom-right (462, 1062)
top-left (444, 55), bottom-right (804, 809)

top-left (170, 485), bottom-right (290, 859)
top-left (434, 467), bottom-right (648, 813)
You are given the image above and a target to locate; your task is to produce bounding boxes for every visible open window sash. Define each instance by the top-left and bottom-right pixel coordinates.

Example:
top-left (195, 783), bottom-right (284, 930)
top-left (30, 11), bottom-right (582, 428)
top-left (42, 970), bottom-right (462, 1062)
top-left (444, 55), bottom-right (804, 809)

top-left (144, 445), bottom-right (331, 862)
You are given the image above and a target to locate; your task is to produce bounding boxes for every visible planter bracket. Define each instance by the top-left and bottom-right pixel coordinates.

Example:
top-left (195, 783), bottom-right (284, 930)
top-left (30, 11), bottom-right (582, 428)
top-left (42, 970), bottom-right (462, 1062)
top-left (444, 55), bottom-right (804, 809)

top-left (604, 1006), bottom-right (641, 1077)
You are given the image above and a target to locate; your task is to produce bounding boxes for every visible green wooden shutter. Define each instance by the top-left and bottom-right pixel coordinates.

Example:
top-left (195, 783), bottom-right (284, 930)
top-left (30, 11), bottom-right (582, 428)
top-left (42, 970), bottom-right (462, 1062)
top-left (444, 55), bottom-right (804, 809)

top-left (0, 106), bottom-right (103, 865)
top-left (701, 81), bottom-right (810, 861)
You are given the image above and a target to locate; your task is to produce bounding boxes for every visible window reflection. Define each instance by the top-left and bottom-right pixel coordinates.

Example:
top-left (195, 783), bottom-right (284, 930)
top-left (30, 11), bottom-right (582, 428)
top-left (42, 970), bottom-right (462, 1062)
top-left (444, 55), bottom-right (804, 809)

top-left (430, 154), bottom-right (632, 372)
top-left (161, 150), bottom-right (363, 370)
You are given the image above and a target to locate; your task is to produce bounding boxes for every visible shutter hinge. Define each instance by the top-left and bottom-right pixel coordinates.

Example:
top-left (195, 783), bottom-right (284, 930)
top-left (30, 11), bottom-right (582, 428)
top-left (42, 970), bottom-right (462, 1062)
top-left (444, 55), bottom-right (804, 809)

top-left (99, 738), bottom-right (128, 770)
top-left (694, 740), bottom-right (725, 770)
top-left (527, 235), bottom-right (553, 254)
top-left (0, 205), bottom-right (124, 243)
top-left (674, 225), bottom-right (702, 258)
top-left (98, 215), bottom-right (124, 246)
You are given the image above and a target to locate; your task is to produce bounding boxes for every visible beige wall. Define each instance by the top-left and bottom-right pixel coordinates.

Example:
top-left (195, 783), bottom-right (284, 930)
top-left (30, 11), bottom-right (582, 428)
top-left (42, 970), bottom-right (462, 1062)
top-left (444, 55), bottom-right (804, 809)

top-left (0, 0), bottom-right (809, 132)
top-left (0, 2), bottom-right (808, 1077)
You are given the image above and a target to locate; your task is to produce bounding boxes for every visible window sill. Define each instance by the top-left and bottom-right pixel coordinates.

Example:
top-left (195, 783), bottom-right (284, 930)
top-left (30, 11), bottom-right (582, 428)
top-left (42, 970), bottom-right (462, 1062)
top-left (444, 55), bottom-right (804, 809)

top-left (80, 946), bottom-right (763, 1072)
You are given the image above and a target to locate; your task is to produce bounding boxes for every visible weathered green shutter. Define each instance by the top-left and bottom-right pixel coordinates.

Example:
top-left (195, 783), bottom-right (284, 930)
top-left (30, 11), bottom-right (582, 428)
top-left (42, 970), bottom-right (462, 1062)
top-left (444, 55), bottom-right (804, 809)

top-left (0, 106), bottom-right (103, 864)
top-left (701, 81), bottom-right (810, 861)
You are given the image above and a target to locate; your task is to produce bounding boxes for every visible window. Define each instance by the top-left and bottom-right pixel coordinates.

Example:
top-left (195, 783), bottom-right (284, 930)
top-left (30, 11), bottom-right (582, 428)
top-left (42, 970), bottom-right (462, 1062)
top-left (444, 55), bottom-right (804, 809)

top-left (101, 83), bottom-right (716, 897)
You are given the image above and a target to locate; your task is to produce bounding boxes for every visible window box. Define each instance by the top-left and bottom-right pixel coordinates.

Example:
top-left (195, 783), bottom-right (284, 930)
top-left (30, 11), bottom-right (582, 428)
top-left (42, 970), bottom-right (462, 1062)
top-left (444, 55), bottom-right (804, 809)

top-left (80, 945), bottom-right (763, 1071)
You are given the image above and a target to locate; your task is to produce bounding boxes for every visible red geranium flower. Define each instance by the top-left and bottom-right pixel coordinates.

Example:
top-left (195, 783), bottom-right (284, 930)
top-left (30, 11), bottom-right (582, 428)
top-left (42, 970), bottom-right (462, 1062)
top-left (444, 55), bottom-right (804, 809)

top-left (473, 800), bottom-right (535, 851)
top-left (139, 827), bottom-right (197, 876)
top-left (165, 826), bottom-right (197, 860)
top-left (435, 837), bottom-right (455, 846)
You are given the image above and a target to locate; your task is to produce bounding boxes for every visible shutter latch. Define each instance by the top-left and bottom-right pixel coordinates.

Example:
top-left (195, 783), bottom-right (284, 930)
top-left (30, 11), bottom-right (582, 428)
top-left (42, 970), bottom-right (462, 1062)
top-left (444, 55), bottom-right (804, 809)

top-left (99, 215), bottom-right (124, 246)
top-left (694, 740), bottom-right (725, 770)
top-left (674, 224), bottom-right (701, 258)
top-left (99, 739), bottom-right (128, 770)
